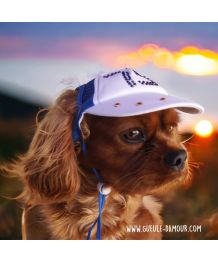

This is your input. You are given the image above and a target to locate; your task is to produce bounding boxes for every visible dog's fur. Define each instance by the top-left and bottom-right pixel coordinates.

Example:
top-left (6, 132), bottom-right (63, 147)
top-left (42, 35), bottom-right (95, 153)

top-left (4, 89), bottom-right (191, 239)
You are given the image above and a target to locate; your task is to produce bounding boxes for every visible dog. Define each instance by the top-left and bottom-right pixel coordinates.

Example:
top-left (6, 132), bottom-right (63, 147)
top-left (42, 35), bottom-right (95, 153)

top-left (4, 69), bottom-right (203, 239)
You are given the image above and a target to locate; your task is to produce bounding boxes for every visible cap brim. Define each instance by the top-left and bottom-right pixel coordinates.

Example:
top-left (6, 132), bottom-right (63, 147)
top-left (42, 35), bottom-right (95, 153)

top-left (86, 93), bottom-right (204, 117)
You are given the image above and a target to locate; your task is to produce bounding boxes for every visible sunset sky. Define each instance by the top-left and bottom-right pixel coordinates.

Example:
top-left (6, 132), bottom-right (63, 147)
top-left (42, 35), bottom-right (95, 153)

top-left (0, 22), bottom-right (218, 130)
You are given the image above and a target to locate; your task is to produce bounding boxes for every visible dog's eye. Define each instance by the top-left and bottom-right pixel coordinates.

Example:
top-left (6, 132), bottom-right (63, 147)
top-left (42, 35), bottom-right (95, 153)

top-left (121, 129), bottom-right (146, 144)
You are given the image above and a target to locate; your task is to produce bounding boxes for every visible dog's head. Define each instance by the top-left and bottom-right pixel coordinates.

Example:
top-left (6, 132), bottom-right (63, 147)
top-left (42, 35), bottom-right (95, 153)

top-left (82, 107), bottom-right (189, 195)
top-left (13, 89), bottom-right (191, 204)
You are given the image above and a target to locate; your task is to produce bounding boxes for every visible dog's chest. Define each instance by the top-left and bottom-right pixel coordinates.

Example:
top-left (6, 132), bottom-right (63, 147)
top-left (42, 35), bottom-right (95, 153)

top-left (73, 193), bottom-right (140, 240)
top-left (43, 193), bottom-right (162, 239)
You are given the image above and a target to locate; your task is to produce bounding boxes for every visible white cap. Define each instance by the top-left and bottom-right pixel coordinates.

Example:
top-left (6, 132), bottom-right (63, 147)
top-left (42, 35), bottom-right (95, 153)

top-left (85, 68), bottom-right (204, 117)
top-left (72, 68), bottom-right (204, 143)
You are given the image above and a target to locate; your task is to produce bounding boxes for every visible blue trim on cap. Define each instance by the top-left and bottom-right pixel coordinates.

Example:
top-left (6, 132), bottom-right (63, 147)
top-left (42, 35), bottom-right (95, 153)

top-left (72, 79), bottom-right (95, 144)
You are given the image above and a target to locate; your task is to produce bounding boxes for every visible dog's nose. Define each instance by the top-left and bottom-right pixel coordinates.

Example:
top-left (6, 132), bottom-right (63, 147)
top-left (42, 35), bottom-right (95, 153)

top-left (164, 149), bottom-right (187, 171)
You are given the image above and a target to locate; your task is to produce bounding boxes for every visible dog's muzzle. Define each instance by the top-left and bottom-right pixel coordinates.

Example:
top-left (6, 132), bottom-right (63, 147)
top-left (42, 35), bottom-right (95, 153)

top-left (164, 149), bottom-right (187, 171)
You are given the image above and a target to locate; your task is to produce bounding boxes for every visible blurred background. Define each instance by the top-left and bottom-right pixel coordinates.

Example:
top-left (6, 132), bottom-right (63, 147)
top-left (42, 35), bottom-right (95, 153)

top-left (0, 22), bottom-right (217, 240)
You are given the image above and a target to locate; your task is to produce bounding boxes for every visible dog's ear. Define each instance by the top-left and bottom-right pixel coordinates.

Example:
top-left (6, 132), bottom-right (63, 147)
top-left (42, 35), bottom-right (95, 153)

top-left (20, 89), bottom-right (87, 203)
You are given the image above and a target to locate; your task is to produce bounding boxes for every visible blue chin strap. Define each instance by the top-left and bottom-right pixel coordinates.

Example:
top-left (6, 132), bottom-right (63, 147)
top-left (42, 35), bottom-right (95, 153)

top-left (72, 80), bottom-right (109, 240)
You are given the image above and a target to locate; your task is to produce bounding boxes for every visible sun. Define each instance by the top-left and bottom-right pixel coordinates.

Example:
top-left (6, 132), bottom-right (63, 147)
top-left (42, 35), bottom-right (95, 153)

top-left (175, 54), bottom-right (218, 76)
top-left (194, 120), bottom-right (214, 138)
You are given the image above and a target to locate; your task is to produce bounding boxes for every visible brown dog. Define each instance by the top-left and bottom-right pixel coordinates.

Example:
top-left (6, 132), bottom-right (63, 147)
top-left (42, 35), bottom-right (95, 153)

top-left (4, 89), bottom-right (192, 240)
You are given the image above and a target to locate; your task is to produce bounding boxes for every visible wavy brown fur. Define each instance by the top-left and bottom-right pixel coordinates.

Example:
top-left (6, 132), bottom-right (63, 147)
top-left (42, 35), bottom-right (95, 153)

top-left (1, 89), bottom-right (192, 239)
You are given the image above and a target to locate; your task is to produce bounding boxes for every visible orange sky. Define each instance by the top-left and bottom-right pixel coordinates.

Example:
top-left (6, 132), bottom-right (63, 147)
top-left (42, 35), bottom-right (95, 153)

top-left (116, 44), bottom-right (218, 76)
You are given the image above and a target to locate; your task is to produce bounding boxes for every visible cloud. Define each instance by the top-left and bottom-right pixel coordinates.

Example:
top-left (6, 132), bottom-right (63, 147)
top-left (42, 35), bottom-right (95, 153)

top-left (1, 35), bottom-right (218, 76)
top-left (0, 36), bottom-right (130, 63)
